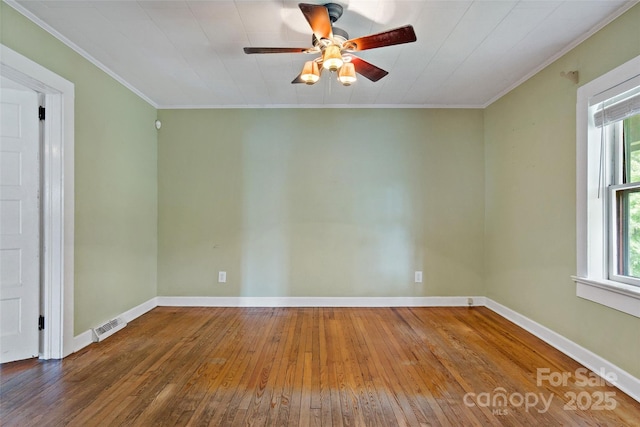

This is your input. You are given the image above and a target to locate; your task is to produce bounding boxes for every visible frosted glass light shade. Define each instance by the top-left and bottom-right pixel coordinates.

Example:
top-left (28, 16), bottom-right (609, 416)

top-left (301, 61), bottom-right (320, 84)
top-left (338, 62), bottom-right (356, 86)
top-left (322, 45), bottom-right (343, 71)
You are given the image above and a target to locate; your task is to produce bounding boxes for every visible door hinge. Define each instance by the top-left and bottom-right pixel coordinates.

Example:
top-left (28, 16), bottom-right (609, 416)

top-left (38, 315), bottom-right (45, 330)
top-left (39, 106), bottom-right (46, 121)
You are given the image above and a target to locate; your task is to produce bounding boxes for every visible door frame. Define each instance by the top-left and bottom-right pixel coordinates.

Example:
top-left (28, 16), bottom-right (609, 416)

top-left (1, 44), bottom-right (75, 359)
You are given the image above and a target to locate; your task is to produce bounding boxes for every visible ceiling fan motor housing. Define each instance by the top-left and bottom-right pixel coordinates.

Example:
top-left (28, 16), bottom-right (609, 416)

top-left (332, 27), bottom-right (349, 41)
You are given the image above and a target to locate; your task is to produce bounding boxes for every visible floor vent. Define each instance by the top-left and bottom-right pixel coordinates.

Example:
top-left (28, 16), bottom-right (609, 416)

top-left (92, 317), bottom-right (127, 342)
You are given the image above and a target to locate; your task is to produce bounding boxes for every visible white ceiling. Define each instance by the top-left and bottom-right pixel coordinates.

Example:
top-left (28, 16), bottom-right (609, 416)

top-left (9, 0), bottom-right (637, 108)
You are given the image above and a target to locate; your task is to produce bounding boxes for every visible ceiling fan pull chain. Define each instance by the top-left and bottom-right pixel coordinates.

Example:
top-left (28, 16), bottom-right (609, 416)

top-left (329, 72), bottom-right (333, 96)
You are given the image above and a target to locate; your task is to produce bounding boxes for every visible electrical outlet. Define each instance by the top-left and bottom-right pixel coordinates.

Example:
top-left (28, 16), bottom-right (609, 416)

top-left (218, 271), bottom-right (227, 283)
top-left (414, 271), bottom-right (423, 283)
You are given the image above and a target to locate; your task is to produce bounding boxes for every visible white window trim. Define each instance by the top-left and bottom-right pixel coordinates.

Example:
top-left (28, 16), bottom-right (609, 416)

top-left (574, 54), bottom-right (640, 318)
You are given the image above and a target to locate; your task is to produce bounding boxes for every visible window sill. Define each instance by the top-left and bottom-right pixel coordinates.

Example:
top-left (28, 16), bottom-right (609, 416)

top-left (571, 276), bottom-right (640, 318)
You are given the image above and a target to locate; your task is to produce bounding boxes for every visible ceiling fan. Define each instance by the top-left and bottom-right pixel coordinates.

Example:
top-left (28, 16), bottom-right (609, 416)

top-left (243, 3), bottom-right (417, 86)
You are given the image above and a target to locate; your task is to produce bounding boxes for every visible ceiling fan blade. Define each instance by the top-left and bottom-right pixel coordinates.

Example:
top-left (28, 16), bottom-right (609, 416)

top-left (299, 3), bottom-right (333, 40)
top-left (345, 25), bottom-right (417, 51)
top-left (244, 47), bottom-right (311, 54)
top-left (349, 56), bottom-right (388, 82)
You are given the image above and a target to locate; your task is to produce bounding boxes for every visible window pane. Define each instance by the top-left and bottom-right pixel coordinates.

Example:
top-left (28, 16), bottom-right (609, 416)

top-left (616, 187), bottom-right (640, 278)
top-left (624, 114), bottom-right (640, 183)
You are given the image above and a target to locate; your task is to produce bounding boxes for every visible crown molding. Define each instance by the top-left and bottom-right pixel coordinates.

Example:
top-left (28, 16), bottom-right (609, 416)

top-left (4, 0), bottom-right (158, 108)
top-left (483, 0), bottom-right (639, 108)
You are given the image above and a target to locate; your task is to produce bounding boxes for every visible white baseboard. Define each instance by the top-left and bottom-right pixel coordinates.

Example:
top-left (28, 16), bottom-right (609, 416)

top-left (485, 298), bottom-right (640, 403)
top-left (156, 295), bottom-right (485, 307)
top-left (72, 297), bottom-right (158, 353)
top-left (120, 297), bottom-right (158, 322)
top-left (73, 329), bottom-right (93, 353)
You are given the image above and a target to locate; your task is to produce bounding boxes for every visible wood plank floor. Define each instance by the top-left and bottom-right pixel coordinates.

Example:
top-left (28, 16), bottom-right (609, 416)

top-left (1, 307), bottom-right (639, 426)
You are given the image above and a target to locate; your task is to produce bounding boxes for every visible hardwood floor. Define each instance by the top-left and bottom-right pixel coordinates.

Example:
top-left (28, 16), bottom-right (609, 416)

top-left (1, 306), bottom-right (639, 426)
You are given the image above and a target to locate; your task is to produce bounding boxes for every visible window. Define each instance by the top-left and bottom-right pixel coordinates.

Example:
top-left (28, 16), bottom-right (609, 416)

top-left (574, 54), bottom-right (640, 318)
top-left (609, 115), bottom-right (640, 286)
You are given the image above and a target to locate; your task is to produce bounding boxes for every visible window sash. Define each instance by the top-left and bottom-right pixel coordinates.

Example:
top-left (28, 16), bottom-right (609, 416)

top-left (609, 182), bottom-right (640, 287)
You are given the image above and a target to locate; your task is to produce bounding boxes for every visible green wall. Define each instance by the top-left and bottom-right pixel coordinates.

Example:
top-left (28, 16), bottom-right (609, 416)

top-left (484, 5), bottom-right (640, 378)
top-left (1, 4), bottom-right (158, 334)
top-left (157, 109), bottom-right (485, 298)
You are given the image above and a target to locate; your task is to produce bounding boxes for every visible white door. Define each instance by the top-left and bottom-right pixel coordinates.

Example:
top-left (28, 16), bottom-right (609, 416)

top-left (0, 87), bottom-right (40, 363)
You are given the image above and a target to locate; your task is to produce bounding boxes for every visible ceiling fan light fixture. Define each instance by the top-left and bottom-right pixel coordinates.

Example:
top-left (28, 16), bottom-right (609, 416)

top-left (301, 61), bottom-right (320, 84)
top-left (338, 62), bottom-right (356, 86)
top-left (322, 45), bottom-right (343, 71)
top-left (243, 3), bottom-right (417, 87)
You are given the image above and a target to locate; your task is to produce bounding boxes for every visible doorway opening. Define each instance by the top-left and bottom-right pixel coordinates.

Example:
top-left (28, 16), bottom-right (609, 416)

top-left (1, 44), bottom-right (75, 359)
